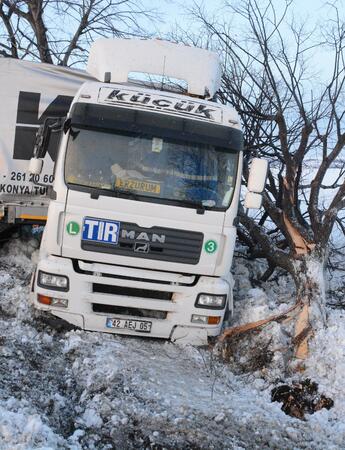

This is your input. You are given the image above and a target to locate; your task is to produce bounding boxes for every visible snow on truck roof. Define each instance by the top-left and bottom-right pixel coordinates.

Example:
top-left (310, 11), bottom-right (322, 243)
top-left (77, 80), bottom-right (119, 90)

top-left (87, 38), bottom-right (222, 98)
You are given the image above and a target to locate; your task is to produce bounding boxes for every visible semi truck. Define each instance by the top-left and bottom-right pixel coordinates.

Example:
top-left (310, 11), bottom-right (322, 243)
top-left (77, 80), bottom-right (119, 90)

top-left (0, 38), bottom-right (267, 345)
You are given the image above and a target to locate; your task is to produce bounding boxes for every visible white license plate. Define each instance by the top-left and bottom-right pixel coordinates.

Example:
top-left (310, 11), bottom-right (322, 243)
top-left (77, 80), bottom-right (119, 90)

top-left (106, 318), bottom-right (152, 333)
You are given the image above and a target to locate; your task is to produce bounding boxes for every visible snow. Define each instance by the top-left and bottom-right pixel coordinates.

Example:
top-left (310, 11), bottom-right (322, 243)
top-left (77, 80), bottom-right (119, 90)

top-left (0, 239), bottom-right (345, 448)
top-left (235, 287), bottom-right (271, 324)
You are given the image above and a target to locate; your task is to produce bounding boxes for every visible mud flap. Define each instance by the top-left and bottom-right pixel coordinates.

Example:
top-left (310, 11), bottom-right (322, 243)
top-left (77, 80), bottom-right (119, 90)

top-left (170, 326), bottom-right (208, 346)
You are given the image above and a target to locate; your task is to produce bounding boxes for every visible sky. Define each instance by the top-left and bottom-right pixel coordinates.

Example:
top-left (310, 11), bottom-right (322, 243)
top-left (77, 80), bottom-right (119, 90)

top-left (151, 0), bottom-right (340, 33)
top-left (148, 0), bottom-right (341, 82)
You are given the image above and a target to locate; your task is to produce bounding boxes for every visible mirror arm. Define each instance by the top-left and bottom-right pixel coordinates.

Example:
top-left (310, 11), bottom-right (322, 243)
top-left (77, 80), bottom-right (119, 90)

top-left (33, 116), bottom-right (65, 159)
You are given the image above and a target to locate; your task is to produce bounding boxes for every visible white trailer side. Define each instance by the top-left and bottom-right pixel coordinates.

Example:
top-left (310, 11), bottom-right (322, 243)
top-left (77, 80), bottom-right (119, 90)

top-left (0, 58), bottom-right (92, 224)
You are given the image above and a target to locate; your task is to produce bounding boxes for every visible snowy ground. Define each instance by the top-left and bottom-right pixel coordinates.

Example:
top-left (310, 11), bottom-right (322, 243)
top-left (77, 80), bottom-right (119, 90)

top-left (0, 239), bottom-right (345, 449)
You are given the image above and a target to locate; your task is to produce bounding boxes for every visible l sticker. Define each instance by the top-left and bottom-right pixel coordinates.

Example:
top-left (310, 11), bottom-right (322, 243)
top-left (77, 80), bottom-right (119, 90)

top-left (66, 221), bottom-right (80, 235)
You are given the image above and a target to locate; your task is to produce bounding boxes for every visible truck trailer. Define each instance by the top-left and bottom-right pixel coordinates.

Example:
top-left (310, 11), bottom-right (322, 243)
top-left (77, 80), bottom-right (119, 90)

top-left (0, 39), bottom-right (267, 345)
top-left (0, 57), bottom-right (93, 229)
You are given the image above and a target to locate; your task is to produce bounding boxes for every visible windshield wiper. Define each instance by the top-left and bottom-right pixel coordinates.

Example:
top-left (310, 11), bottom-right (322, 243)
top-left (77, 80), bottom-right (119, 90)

top-left (113, 189), bottom-right (141, 201)
top-left (87, 185), bottom-right (213, 213)
top-left (174, 199), bottom-right (208, 214)
top-left (114, 191), bottom-right (209, 213)
top-left (88, 187), bottom-right (141, 200)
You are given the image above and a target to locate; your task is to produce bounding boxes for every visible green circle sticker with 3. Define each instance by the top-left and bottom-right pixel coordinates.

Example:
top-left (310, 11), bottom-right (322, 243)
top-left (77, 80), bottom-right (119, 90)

top-left (66, 221), bottom-right (80, 236)
top-left (204, 240), bottom-right (217, 254)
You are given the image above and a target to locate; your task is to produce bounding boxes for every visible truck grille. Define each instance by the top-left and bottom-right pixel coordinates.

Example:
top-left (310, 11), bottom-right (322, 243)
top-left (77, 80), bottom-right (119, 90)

top-left (81, 222), bottom-right (203, 265)
top-left (92, 283), bottom-right (173, 300)
top-left (92, 304), bottom-right (167, 319)
top-left (73, 259), bottom-right (199, 287)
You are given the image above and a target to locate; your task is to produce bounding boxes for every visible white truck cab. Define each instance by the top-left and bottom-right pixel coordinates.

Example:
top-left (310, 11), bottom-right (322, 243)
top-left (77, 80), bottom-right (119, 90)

top-left (29, 39), bottom-right (266, 345)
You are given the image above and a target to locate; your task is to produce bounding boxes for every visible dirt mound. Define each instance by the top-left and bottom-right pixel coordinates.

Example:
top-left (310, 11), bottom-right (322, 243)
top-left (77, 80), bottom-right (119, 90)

top-left (271, 379), bottom-right (333, 420)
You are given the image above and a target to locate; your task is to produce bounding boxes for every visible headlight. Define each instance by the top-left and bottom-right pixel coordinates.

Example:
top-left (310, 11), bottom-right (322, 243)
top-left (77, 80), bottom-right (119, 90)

top-left (195, 294), bottom-right (226, 309)
top-left (38, 271), bottom-right (69, 291)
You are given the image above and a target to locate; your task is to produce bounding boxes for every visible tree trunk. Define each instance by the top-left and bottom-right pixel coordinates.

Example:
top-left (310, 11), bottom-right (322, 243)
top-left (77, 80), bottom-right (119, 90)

top-left (219, 249), bottom-right (328, 361)
top-left (292, 250), bottom-right (327, 359)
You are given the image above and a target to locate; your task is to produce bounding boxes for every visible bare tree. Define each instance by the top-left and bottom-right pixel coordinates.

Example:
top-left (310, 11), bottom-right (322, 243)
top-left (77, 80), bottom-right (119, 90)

top-left (0, 0), bottom-right (157, 66)
top-left (193, 0), bottom-right (345, 359)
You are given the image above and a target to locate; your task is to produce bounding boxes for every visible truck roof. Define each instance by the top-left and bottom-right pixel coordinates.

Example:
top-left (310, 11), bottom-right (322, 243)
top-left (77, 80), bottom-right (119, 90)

top-left (87, 38), bottom-right (222, 98)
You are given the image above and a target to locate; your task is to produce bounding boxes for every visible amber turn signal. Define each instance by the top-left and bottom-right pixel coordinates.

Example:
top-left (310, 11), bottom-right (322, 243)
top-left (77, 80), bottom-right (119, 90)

top-left (207, 316), bottom-right (221, 325)
top-left (37, 294), bottom-right (52, 305)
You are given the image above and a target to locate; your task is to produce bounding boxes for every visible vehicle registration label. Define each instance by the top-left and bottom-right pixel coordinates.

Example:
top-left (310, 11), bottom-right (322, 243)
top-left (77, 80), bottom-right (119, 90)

top-left (115, 178), bottom-right (161, 194)
top-left (106, 317), bottom-right (152, 333)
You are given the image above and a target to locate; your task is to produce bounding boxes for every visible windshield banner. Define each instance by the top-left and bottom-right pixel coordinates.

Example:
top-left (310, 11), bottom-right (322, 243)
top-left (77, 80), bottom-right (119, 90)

top-left (98, 87), bottom-right (222, 122)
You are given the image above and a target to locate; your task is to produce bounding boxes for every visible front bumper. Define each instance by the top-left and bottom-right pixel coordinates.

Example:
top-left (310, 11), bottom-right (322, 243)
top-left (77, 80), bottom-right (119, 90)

top-left (32, 255), bottom-right (231, 344)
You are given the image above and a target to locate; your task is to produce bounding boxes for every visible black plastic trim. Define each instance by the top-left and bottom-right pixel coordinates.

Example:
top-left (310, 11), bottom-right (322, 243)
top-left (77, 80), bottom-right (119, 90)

top-left (72, 258), bottom-right (200, 287)
top-left (80, 220), bottom-right (203, 265)
top-left (92, 303), bottom-right (167, 320)
top-left (70, 102), bottom-right (243, 150)
top-left (92, 283), bottom-right (173, 300)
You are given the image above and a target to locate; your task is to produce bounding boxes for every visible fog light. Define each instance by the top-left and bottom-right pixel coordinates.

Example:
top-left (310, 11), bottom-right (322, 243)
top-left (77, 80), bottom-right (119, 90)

top-left (51, 298), bottom-right (68, 308)
top-left (191, 314), bottom-right (208, 324)
top-left (38, 271), bottom-right (69, 291)
top-left (195, 294), bottom-right (226, 309)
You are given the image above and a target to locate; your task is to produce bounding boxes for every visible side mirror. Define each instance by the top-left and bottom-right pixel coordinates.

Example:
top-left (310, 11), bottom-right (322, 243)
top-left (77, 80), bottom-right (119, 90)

top-left (244, 191), bottom-right (262, 209)
top-left (63, 118), bottom-right (71, 134)
top-left (32, 117), bottom-right (64, 160)
top-left (247, 158), bottom-right (268, 193)
top-left (29, 157), bottom-right (43, 175)
top-left (244, 158), bottom-right (268, 210)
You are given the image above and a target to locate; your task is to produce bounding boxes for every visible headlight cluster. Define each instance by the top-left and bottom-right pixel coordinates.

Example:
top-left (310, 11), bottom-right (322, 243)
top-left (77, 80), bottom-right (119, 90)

top-left (38, 271), bottom-right (69, 291)
top-left (195, 293), bottom-right (226, 309)
top-left (191, 314), bottom-right (221, 325)
top-left (37, 294), bottom-right (68, 308)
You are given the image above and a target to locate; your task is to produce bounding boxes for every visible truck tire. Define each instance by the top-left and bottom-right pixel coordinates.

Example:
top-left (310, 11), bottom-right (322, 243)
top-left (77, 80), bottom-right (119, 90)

top-left (0, 224), bottom-right (18, 241)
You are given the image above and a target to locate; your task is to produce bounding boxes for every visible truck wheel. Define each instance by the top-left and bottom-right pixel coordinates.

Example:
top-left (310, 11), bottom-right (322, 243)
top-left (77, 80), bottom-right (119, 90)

top-left (0, 224), bottom-right (18, 241)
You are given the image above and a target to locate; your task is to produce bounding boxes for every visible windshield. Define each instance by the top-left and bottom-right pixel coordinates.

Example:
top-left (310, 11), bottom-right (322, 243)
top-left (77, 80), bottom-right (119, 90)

top-left (65, 127), bottom-right (239, 210)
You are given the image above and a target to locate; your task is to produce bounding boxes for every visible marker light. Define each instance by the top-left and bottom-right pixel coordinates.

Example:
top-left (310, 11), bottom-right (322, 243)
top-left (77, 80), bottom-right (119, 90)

top-left (195, 294), bottom-right (226, 309)
top-left (38, 271), bottom-right (69, 291)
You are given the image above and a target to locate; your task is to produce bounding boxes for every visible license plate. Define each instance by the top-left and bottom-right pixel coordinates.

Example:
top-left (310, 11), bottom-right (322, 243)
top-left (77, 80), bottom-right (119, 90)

top-left (106, 317), bottom-right (152, 333)
top-left (115, 178), bottom-right (161, 194)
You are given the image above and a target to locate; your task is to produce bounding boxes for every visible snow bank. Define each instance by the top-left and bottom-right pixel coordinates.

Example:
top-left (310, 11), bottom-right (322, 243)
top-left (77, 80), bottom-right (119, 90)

top-left (304, 310), bottom-right (345, 444)
top-left (0, 239), bottom-right (344, 449)
top-left (0, 402), bottom-right (64, 450)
